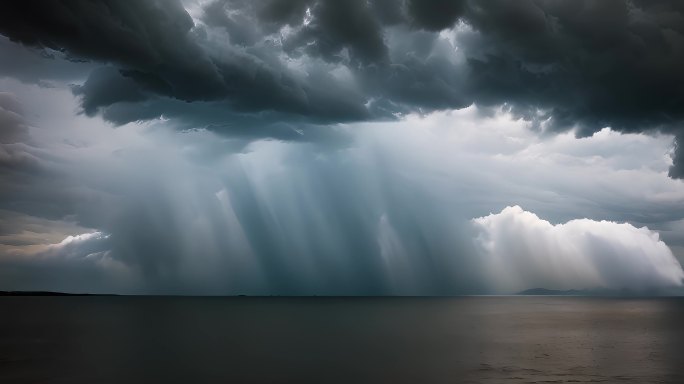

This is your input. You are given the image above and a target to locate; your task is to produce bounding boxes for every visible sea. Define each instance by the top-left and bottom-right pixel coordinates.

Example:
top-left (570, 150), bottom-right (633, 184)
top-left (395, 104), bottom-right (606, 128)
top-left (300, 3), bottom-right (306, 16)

top-left (1, 296), bottom-right (683, 383)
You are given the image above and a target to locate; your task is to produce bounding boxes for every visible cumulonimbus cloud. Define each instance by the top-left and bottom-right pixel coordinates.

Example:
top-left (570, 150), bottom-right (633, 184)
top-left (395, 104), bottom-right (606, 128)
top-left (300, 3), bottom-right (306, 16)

top-left (472, 206), bottom-right (684, 293)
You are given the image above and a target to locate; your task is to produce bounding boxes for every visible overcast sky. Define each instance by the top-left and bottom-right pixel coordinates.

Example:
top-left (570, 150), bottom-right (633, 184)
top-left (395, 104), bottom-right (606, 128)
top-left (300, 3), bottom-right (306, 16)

top-left (1, 0), bottom-right (684, 295)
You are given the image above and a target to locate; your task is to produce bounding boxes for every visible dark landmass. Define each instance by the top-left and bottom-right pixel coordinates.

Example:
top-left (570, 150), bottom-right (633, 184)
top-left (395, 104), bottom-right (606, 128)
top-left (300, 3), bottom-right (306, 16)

top-left (516, 287), bottom-right (680, 296)
top-left (516, 288), bottom-right (605, 296)
top-left (2, 289), bottom-right (681, 297)
top-left (0, 291), bottom-right (118, 296)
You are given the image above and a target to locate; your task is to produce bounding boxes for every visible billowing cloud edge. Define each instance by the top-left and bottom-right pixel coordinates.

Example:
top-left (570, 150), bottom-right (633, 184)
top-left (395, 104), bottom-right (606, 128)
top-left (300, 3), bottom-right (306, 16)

top-left (472, 206), bottom-right (684, 294)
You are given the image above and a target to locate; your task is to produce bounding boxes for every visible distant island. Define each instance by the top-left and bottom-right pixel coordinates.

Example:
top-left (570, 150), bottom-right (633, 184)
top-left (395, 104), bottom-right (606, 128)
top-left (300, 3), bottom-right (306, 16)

top-left (2, 289), bottom-right (680, 297)
top-left (516, 287), bottom-right (680, 296)
top-left (516, 288), bottom-right (613, 296)
top-left (0, 291), bottom-right (116, 296)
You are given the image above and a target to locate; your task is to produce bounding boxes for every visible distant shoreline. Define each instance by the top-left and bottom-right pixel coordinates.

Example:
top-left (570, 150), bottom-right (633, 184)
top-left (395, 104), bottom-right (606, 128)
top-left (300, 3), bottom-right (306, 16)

top-left (1, 290), bottom-right (682, 297)
top-left (0, 291), bottom-right (120, 297)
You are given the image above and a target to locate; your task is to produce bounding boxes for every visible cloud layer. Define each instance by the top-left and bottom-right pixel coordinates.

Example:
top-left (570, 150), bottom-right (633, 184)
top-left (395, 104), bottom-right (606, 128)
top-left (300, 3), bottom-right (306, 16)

top-left (473, 206), bottom-right (684, 293)
top-left (1, 0), bottom-right (684, 175)
top-left (1, 79), bottom-right (683, 294)
top-left (2, 1), bottom-right (684, 293)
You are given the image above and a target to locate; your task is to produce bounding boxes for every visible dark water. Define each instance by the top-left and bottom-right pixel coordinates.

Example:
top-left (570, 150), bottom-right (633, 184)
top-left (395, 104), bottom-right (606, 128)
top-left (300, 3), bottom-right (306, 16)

top-left (1, 297), bottom-right (684, 383)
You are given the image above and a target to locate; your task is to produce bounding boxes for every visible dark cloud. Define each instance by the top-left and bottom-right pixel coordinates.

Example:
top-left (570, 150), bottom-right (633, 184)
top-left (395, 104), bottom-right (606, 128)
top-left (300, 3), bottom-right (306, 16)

top-left (1, 0), bottom-right (684, 176)
top-left (370, 0), bottom-right (407, 26)
top-left (71, 67), bottom-right (148, 115)
top-left (0, 35), bottom-right (96, 84)
top-left (258, 0), bottom-right (312, 26)
top-left (0, 0), bottom-right (226, 95)
top-left (407, 0), bottom-right (466, 31)
top-left (202, 0), bottom-right (311, 45)
top-left (670, 135), bottom-right (684, 179)
top-left (0, 0), bottom-right (370, 125)
top-left (461, 0), bottom-right (684, 131)
top-left (283, 0), bottom-right (389, 64)
top-left (0, 0), bottom-right (224, 102)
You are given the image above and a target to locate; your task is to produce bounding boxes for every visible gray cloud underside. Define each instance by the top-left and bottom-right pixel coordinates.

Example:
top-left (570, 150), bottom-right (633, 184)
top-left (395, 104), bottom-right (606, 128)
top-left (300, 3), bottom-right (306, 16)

top-left (1, 0), bottom-right (684, 175)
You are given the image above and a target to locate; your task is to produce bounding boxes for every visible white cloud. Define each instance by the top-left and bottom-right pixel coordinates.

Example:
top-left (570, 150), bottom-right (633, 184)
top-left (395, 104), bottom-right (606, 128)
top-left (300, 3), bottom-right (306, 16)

top-left (472, 206), bottom-right (684, 293)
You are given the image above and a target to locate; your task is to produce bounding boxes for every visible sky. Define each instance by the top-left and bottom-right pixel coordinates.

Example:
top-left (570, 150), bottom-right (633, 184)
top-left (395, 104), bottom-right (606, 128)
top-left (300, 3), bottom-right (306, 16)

top-left (1, 0), bottom-right (684, 295)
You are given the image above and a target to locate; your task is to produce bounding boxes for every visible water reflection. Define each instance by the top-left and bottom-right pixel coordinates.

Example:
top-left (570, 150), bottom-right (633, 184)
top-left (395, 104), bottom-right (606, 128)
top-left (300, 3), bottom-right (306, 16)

top-left (1, 297), bottom-right (683, 383)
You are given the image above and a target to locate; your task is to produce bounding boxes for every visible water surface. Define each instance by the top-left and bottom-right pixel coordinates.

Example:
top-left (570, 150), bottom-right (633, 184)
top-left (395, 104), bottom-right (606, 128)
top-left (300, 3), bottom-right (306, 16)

top-left (1, 296), bottom-right (683, 383)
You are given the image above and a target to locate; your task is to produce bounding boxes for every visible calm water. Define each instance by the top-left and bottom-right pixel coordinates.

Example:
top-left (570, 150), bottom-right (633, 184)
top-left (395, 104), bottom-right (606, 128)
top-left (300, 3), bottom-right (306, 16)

top-left (1, 296), bottom-right (683, 383)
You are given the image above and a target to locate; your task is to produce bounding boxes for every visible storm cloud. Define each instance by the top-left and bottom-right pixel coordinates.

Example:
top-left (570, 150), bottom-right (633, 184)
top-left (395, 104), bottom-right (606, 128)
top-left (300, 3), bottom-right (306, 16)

top-left (1, 1), bottom-right (683, 162)
top-left (1, 80), bottom-right (683, 294)
top-left (1, 1), bottom-right (684, 294)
